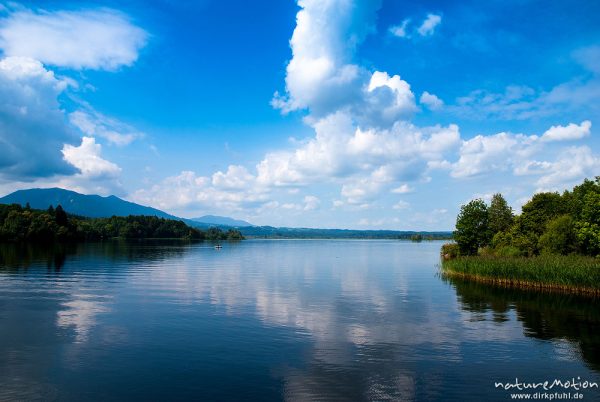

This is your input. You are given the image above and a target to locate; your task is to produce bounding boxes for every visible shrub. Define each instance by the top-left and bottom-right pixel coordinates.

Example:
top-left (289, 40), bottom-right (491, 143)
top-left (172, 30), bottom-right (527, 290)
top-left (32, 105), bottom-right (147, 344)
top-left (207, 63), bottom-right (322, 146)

top-left (441, 243), bottom-right (460, 260)
top-left (538, 215), bottom-right (577, 255)
top-left (495, 245), bottom-right (524, 257)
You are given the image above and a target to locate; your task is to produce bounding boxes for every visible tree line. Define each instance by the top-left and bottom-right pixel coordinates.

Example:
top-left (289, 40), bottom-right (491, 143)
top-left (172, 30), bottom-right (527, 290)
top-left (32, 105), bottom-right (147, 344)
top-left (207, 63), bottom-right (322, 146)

top-left (0, 203), bottom-right (244, 242)
top-left (449, 176), bottom-right (600, 258)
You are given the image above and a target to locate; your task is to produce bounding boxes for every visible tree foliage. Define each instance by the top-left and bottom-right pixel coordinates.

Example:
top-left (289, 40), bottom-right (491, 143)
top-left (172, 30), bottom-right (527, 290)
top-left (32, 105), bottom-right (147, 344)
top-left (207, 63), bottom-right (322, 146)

top-left (488, 193), bottom-right (513, 234)
top-left (538, 215), bottom-right (577, 255)
top-left (449, 176), bottom-right (600, 258)
top-left (0, 204), bottom-right (244, 242)
top-left (454, 199), bottom-right (490, 255)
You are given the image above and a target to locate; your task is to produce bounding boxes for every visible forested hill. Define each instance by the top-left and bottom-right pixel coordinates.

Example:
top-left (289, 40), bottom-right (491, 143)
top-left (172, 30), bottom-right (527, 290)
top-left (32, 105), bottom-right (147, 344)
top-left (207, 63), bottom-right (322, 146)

top-left (0, 188), bottom-right (179, 219)
top-left (238, 226), bottom-right (452, 239)
top-left (0, 188), bottom-right (453, 239)
top-left (0, 204), bottom-right (244, 242)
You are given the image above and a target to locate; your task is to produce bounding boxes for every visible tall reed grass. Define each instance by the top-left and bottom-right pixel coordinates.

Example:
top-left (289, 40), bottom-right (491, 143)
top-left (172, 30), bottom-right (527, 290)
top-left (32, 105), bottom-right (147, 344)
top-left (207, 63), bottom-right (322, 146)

top-left (441, 254), bottom-right (600, 294)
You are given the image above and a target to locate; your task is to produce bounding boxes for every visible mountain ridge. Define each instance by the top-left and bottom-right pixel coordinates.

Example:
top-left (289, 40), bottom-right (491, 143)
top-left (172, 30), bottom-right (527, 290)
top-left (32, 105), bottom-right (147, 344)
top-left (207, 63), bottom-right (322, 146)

top-left (191, 215), bottom-right (253, 227)
top-left (0, 188), bottom-right (452, 238)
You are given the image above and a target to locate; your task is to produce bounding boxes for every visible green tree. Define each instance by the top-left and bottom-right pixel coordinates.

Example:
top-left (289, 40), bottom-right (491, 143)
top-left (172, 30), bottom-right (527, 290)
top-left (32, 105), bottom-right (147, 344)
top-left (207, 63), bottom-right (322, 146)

top-left (410, 234), bottom-right (423, 242)
top-left (454, 199), bottom-right (490, 255)
top-left (575, 192), bottom-right (600, 255)
top-left (226, 229), bottom-right (244, 240)
top-left (563, 176), bottom-right (600, 220)
top-left (54, 205), bottom-right (68, 226)
top-left (519, 192), bottom-right (567, 236)
top-left (538, 215), bottom-right (577, 255)
top-left (488, 193), bottom-right (513, 235)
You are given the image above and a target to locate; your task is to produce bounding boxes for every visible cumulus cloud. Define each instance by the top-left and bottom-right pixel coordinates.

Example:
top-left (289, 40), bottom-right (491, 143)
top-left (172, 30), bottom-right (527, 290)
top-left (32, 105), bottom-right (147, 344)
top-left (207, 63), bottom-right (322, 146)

top-left (134, 115), bottom-right (461, 215)
top-left (271, 0), bottom-right (419, 127)
top-left (271, 0), bottom-right (381, 116)
top-left (129, 0), bottom-right (598, 226)
top-left (452, 121), bottom-right (596, 190)
top-left (540, 120), bottom-right (591, 142)
top-left (420, 91), bottom-right (443, 110)
top-left (62, 137), bottom-right (121, 178)
top-left (516, 146), bottom-right (600, 191)
top-left (212, 165), bottom-right (256, 190)
top-left (0, 56), bottom-right (78, 179)
top-left (257, 112), bottom-right (460, 189)
top-left (131, 170), bottom-right (270, 215)
top-left (303, 195), bottom-right (320, 211)
top-left (0, 4), bottom-right (146, 195)
top-left (417, 14), bottom-right (441, 37)
top-left (0, 7), bottom-right (147, 70)
top-left (451, 132), bottom-right (537, 178)
top-left (365, 71), bottom-right (417, 124)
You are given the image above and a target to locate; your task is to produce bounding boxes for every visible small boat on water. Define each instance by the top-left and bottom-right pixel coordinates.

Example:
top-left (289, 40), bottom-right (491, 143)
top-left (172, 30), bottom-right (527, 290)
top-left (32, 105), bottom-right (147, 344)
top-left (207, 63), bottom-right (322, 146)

top-left (214, 244), bottom-right (222, 249)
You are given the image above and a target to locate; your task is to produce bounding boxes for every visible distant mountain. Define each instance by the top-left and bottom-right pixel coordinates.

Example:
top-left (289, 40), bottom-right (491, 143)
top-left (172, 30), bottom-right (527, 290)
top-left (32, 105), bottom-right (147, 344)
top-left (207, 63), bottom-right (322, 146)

top-left (0, 188), bottom-right (180, 219)
top-left (0, 188), bottom-right (452, 239)
top-left (192, 215), bottom-right (253, 227)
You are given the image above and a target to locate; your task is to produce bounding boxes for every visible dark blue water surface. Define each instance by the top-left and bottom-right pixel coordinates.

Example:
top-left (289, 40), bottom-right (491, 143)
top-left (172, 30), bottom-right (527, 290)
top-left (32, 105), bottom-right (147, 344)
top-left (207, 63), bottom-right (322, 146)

top-left (0, 240), bottom-right (599, 401)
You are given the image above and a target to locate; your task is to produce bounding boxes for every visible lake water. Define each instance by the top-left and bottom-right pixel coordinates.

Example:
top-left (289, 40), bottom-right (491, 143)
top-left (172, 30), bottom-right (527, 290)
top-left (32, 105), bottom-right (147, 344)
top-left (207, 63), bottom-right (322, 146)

top-left (1, 240), bottom-right (599, 401)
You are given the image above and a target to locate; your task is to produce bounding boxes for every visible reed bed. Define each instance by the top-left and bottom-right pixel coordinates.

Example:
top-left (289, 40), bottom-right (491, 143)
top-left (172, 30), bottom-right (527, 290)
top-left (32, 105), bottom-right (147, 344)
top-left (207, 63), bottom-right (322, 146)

top-left (441, 255), bottom-right (600, 295)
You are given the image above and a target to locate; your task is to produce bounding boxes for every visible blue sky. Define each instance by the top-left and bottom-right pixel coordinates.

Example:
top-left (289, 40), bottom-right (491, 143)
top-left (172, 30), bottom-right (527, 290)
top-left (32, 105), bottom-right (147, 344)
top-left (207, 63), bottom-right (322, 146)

top-left (0, 0), bottom-right (598, 230)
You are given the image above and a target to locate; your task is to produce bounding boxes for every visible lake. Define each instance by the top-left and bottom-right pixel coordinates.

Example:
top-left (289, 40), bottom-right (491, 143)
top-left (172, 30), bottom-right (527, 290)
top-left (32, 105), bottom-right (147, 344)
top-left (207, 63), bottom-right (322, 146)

top-left (1, 240), bottom-right (599, 401)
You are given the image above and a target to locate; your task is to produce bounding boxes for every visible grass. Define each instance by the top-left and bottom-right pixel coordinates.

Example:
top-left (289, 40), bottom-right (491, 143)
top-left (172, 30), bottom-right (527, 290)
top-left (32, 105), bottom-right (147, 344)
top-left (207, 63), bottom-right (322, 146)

top-left (441, 254), bottom-right (600, 295)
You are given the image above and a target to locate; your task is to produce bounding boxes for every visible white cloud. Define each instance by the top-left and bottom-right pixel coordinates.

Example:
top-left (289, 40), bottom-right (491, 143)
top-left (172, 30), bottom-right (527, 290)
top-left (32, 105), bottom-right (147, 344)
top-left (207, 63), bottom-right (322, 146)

top-left (303, 195), bottom-right (320, 211)
top-left (341, 177), bottom-right (385, 205)
top-left (256, 112), bottom-right (460, 190)
top-left (365, 71), bottom-right (417, 124)
top-left (392, 200), bottom-right (410, 210)
top-left (0, 56), bottom-right (78, 179)
top-left (131, 170), bottom-right (270, 215)
top-left (417, 14), bottom-right (441, 37)
top-left (391, 184), bottom-right (413, 194)
top-left (69, 109), bottom-right (143, 146)
top-left (451, 79), bottom-right (600, 121)
top-left (420, 91), bottom-right (443, 110)
top-left (0, 7), bottom-right (147, 70)
top-left (389, 19), bottom-right (410, 38)
top-left (62, 136), bottom-right (121, 178)
top-left (357, 218), bottom-right (386, 227)
top-left (540, 120), bottom-right (591, 142)
top-left (513, 160), bottom-right (552, 176)
top-left (211, 165), bottom-right (256, 190)
top-left (451, 131), bottom-right (537, 178)
top-left (451, 121), bottom-right (598, 192)
top-left (276, 195), bottom-right (321, 212)
top-left (128, 0), bottom-right (599, 226)
top-left (271, 0), bottom-right (381, 116)
top-left (531, 147), bottom-right (600, 191)
top-left (272, 0), bottom-right (421, 128)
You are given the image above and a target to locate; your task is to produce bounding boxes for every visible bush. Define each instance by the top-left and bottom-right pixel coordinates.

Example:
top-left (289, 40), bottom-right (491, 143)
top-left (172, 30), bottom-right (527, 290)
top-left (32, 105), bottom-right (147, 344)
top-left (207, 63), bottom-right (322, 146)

top-left (495, 245), bottom-right (524, 257)
top-left (441, 243), bottom-right (460, 260)
top-left (538, 215), bottom-right (577, 255)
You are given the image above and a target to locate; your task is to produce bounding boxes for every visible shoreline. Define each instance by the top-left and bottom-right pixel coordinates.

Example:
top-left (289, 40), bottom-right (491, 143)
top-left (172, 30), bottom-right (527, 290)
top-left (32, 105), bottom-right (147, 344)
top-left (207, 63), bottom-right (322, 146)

top-left (441, 268), bottom-right (600, 297)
